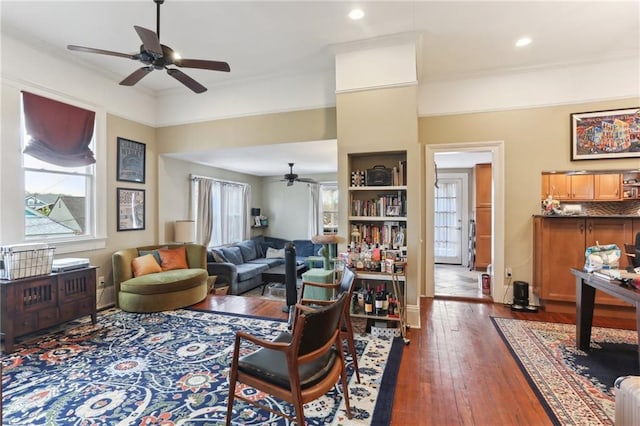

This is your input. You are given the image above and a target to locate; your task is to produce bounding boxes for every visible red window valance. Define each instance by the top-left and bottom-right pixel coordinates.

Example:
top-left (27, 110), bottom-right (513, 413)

top-left (22, 91), bottom-right (96, 167)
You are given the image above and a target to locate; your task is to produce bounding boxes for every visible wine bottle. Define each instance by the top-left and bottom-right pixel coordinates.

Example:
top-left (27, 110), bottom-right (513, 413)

top-left (364, 284), bottom-right (373, 315)
top-left (375, 285), bottom-right (384, 315)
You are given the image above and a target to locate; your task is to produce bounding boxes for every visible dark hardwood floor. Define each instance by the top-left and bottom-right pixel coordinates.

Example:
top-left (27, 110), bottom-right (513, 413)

top-left (192, 294), bottom-right (636, 425)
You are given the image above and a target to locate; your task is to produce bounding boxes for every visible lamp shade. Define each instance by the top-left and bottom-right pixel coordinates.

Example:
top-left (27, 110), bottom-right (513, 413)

top-left (174, 220), bottom-right (195, 243)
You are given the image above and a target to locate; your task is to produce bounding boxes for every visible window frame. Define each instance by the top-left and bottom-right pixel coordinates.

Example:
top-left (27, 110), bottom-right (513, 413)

top-left (13, 87), bottom-right (107, 254)
top-left (320, 182), bottom-right (338, 235)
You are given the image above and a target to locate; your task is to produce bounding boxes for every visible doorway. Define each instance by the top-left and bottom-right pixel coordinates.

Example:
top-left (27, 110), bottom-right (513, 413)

top-left (427, 143), bottom-right (504, 301)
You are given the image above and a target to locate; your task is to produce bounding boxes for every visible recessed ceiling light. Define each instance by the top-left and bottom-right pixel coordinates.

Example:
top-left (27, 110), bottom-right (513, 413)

top-left (349, 8), bottom-right (364, 20)
top-left (515, 37), bottom-right (532, 47)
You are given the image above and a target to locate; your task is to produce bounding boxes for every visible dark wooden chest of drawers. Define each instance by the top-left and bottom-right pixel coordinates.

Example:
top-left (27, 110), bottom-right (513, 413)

top-left (1, 267), bottom-right (97, 352)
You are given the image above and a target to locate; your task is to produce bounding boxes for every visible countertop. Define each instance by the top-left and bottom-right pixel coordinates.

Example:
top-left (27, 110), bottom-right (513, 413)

top-left (533, 214), bottom-right (640, 218)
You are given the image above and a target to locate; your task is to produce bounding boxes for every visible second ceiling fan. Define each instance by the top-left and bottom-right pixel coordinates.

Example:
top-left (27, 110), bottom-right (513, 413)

top-left (282, 163), bottom-right (317, 186)
top-left (67, 0), bottom-right (230, 93)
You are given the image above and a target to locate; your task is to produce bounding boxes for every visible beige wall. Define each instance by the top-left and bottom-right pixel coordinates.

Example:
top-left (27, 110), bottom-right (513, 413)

top-left (156, 107), bottom-right (337, 152)
top-left (336, 85), bottom-right (422, 324)
top-left (419, 98), bottom-right (640, 291)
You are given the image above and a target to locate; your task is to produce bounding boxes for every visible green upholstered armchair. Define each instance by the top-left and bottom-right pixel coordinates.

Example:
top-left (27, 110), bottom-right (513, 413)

top-left (112, 243), bottom-right (209, 313)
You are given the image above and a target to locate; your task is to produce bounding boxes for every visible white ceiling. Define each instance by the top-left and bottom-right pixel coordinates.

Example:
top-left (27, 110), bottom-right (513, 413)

top-left (2, 1), bottom-right (638, 176)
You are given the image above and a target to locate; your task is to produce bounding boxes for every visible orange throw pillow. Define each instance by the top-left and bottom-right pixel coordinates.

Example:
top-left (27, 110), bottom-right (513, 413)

top-left (158, 246), bottom-right (189, 271)
top-left (132, 254), bottom-right (163, 277)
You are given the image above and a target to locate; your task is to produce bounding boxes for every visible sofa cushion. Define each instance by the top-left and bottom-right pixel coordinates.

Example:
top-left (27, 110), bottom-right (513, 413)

top-left (260, 241), bottom-right (277, 257)
top-left (220, 246), bottom-right (244, 265)
top-left (158, 246), bottom-right (189, 271)
top-left (265, 247), bottom-right (285, 258)
top-left (248, 258), bottom-right (285, 268)
top-left (132, 254), bottom-right (163, 277)
top-left (120, 268), bottom-right (208, 295)
top-left (236, 263), bottom-right (269, 282)
top-left (138, 247), bottom-right (166, 265)
top-left (210, 248), bottom-right (229, 263)
top-left (292, 240), bottom-right (316, 257)
top-left (237, 239), bottom-right (258, 261)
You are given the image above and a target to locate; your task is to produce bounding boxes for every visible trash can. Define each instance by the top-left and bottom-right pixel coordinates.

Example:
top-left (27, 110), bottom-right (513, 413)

top-left (481, 273), bottom-right (491, 294)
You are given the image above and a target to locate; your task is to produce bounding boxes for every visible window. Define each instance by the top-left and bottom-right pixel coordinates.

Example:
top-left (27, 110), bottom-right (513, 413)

top-left (321, 183), bottom-right (338, 234)
top-left (192, 177), bottom-right (250, 247)
top-left (21, 92), bottom-right (96, 241)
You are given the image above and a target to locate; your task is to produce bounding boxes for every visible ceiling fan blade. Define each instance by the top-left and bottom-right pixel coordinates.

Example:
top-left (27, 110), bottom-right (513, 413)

top-left (166, 68), bottom-right (207, 94)
top-left (175, 58), bottom-right (230, 72)
top-left (120, 67), bottom-right (153, 86)
top-left (134, 25), bottom-right (163, 58)
top-left (297, 177), bottom-right (318, 184)
top-left (67, 45), bottom-right (136, 60)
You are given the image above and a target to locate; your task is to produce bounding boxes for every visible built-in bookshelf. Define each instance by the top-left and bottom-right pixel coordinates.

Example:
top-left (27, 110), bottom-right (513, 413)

top-left (348, 151), bottom-right (407, 248)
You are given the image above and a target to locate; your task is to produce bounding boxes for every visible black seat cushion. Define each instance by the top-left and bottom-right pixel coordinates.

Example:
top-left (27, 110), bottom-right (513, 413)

top-left (237, 331), bottom-right (337, 390)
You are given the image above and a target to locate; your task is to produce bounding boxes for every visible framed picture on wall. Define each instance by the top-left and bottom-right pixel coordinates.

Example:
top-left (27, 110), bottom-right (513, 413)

top-left (117, 188), bottom-right (145, 231)
top-left (571, 107), bottom-right (640, 160)
top-left (117, 137), bottom-right (146, 183)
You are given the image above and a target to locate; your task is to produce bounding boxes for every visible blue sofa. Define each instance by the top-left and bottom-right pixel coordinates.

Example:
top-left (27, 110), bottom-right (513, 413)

top-left (206, 236), bottom-right (331, 295)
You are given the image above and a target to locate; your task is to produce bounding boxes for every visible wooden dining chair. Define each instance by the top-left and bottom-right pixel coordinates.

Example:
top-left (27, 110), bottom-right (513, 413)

top-left (298, 266), bottom-right (361, 383)
top-left (225, 292), bottom-right (352, 425)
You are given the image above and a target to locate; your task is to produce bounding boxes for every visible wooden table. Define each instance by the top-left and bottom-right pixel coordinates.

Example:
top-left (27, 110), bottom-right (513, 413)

top-left (571, 268), bottom-right (640, 368)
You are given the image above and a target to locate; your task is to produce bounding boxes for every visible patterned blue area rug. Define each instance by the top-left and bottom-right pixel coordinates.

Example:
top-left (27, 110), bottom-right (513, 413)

top-left (492, 317), bottom-right (639, 426)
top-left (2, 308), bottom-right (403, 425)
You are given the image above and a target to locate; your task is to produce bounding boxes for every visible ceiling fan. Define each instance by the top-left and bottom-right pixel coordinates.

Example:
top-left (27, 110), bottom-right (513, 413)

top-left (282, 163), bottom-right (318, 186)
top-left (67, 0), bottom-right (230, 94)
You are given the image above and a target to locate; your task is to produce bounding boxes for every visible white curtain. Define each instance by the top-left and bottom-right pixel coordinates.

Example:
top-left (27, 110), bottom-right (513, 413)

top-left (308, 183), bottom-right (322, 238)
top-left (192, 176), bottom-right (249, 247)
top-left (194, 177), bottom-right (214, 246)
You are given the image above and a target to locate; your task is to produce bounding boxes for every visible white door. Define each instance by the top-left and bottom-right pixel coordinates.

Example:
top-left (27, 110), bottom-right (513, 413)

top-left (434, 175), bottom-right (468, 264)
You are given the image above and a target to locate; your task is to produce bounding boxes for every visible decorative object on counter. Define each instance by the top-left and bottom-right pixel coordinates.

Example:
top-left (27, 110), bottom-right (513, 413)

top-left (311, 234), bottom-right (342, 270)
top-left (571, 107), bottom-right (640, 161)
top-left (541, 194), bottom-right (561, 215)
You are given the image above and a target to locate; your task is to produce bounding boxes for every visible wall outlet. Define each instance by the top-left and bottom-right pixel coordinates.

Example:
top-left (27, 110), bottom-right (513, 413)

top-left (98, 276), bottom-right (106, 288)
top-left (505, 267), bottom-right (512, 278)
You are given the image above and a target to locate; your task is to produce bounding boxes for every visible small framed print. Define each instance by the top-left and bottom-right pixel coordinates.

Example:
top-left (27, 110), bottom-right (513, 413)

top-left (117, 188), bottom-right (145, 231)
top-left (386, 205), bottom-right (401, 217)
top-left (117, 137), bottom-right (146, 183)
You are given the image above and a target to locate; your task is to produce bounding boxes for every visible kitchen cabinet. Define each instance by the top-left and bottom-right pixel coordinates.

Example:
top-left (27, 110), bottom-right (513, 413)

top-left (533, 216), bottom-right (633, 307)
top-left (540, 173), bottom-right (593, 200)
top-left (568, 175), bottom-right (594, 200)
top-left (542, 174), bottom-right (570, 199)
top-left (594, 174), bottom-right (622, 201)
top-left (541, 173), bottom-right (624, 201)
top-left (474, 163), bottom-right (492, 270)
top-left (623, 172), bottom-right (640, 200)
